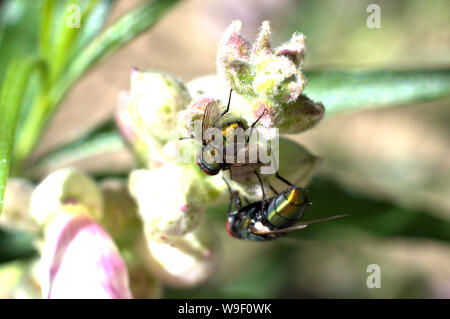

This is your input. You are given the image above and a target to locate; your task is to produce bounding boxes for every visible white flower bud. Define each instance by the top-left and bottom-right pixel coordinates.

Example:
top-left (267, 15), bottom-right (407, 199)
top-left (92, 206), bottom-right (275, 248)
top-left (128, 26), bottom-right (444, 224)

top-left (127, 68), bottom-right (191, 145)
top-left (129, 165), bottom-right (207, 239)
top-left (30, 169), bottom-right (103, 226)
top-left (143, 224), bottom-right (216, 287)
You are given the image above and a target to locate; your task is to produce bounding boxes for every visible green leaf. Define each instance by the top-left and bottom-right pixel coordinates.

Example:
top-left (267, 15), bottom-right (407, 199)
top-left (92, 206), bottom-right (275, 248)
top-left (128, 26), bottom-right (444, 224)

top-left (39, 0), bottom-right (116, 76)
top-left (69, 0), bottom-right (116, 57)
top-left (24, 123), bottom-right (128, 180)
top-left (12, 0), bottom-right (180, 171)
top-left (51, 0), bottom-right (180, 106)
top-left (0, 0), bottom-right (40, 81)
top-left (0, 58), bottom-right (46, 215)
top-left (49, 0), bottom-right (101, 79)
top-left (39, 0), bottom-right (56, 62)
top-left (304, 69), bottom-right (450, 116)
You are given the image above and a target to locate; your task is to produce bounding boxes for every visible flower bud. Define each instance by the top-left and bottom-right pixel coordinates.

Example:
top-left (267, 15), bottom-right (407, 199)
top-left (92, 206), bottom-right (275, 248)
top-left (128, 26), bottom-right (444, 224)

top-left (30, 169), bottom-right (103, 226)
top-left (272, 94), bottom-right (325, 133)
top-left (129, 165), bottom-right (210, 239)
top-left (251, 54), bottom-right (305, 103)
top-left (115, 90), bottom-right (151, 165)
top-left (216, 20), bottom-right (253, 96)
top-left (127, 68), bottom-right (191, 145)
top-left (213, 20), bottom-right (324, 134)
top-left (39, 213), bottom-right (132, 298)
top-left (275, 32), bottom-right (307, 68)
top-left (250, 20), bottom-right (272, 58)
top-left (142, 223), bottom-right (216, 287)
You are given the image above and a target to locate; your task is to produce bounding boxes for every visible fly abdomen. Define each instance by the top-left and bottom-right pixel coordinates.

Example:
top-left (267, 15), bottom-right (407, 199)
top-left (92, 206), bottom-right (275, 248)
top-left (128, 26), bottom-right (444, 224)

top-left (266, 187), bottom-right (307, 229)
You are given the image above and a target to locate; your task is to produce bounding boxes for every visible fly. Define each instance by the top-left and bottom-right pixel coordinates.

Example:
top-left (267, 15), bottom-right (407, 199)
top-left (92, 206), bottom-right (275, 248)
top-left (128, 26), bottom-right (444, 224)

top-left (224, 172), bottom-right (348, 241)
top-left (181, 89), bottom-right (266, 176)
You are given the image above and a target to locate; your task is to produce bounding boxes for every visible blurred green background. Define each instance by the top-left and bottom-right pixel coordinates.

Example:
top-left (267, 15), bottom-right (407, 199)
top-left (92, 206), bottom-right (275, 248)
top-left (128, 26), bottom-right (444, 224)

top-left (0, 0), bottom-right (449, 298)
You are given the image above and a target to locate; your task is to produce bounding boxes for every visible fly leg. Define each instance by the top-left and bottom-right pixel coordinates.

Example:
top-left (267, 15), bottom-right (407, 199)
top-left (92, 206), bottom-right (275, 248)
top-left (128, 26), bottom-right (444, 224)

top-left (267, 181), bottom-right (279, 196)
top-left (275, 171), bottom-right (295, 187)
top-left (246, 109), bottom-right (267, 144)
top-left (253, 171), bottom-right (266, 222)
top-left (222, 176), bottom-right (241, 217)
top-left (211, 89), bottom-right (233, 127)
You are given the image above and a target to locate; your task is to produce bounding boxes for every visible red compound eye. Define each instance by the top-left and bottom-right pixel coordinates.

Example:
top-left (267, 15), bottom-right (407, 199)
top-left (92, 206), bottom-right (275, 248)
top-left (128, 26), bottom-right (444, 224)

top-left (196, 154), bottom-right (219, 175)
top-left (225, 220), bottom-right (235, 238)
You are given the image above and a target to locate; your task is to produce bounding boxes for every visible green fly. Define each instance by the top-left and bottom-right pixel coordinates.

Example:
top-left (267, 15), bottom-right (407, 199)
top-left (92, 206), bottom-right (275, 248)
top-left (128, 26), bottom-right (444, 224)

top-left (181, 89), bottom-right (266, 177)
top-left (224, 172), bottom-right (348, 241)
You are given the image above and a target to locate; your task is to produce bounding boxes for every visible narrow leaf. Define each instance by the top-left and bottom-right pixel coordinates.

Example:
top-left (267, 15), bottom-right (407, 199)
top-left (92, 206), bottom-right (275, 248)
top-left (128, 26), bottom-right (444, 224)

top-left (12, 0), bottom-right (180, 169)
top-left (0, 58), bottom-right (46, 215)
top-left (24, 130), bottom-right (127, 180)
top-left (51, 0), bottom-right (180, 105)
top-left (304, 69), bottom-right (450, 116)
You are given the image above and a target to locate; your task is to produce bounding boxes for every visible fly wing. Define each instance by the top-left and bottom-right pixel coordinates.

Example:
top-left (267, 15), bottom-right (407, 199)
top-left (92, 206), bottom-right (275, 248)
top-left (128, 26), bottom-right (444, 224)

top-left (294, 214), bottom-right (349, 226)
top-left (252, 214), bottom-right (349, 235)
top-left (252, 224), bottom-right (308, 235)
top-left (202, 101), bottom-right (221, 141)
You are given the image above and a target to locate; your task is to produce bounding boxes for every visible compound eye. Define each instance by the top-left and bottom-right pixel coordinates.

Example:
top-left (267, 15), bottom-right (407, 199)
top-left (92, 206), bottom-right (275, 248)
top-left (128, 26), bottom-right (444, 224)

top-left (196, 154), bottom-right (220, 176)
top-left (225, 220), bottom-right (236, 238)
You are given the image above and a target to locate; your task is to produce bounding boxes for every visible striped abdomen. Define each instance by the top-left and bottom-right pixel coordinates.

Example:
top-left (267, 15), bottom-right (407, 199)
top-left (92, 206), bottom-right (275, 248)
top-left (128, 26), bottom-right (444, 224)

top-left (266, 187), bottom-right (308, 229)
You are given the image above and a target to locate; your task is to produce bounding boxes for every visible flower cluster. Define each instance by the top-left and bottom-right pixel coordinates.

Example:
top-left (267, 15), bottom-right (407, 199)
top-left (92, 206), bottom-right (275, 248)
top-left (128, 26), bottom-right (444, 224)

top-left (179, 20), bottom-right (324, 138)
top-left (0, 20), bottom-right (325, 298)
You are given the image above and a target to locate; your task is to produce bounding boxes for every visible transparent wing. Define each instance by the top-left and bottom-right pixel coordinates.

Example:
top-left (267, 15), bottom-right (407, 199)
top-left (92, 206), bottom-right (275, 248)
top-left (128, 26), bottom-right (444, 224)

top-left (252, 214), bottom-right (349, 235)
top-left (202, 101), bottom-right (221, 141)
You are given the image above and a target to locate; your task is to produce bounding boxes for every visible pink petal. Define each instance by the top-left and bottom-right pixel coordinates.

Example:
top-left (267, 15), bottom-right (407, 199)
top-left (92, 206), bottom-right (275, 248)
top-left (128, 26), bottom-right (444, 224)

top-left (40, 214), bottom-right (132, 299)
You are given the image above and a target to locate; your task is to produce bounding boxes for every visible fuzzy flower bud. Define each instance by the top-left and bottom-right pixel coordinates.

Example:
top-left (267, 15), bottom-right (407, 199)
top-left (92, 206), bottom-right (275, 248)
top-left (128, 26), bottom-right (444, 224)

top-left (129, 164), bottom-right (214, 239)
top-left (272, 94), bottom-right (325, 133)
top-left (30, 169), bottom-right (103, 226)
top-left (39, 213), bottom-right (132, 298)
top-left (216, 20), bottom-right (253, 96)
top-left (275, 32), bottom-right (307, 68)
top-left (126, 68), bottom-right (191, 146)
top-left (213, 20), bottom-right (324, 134)
top-left (142, 223), bottom-right (216, 287)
